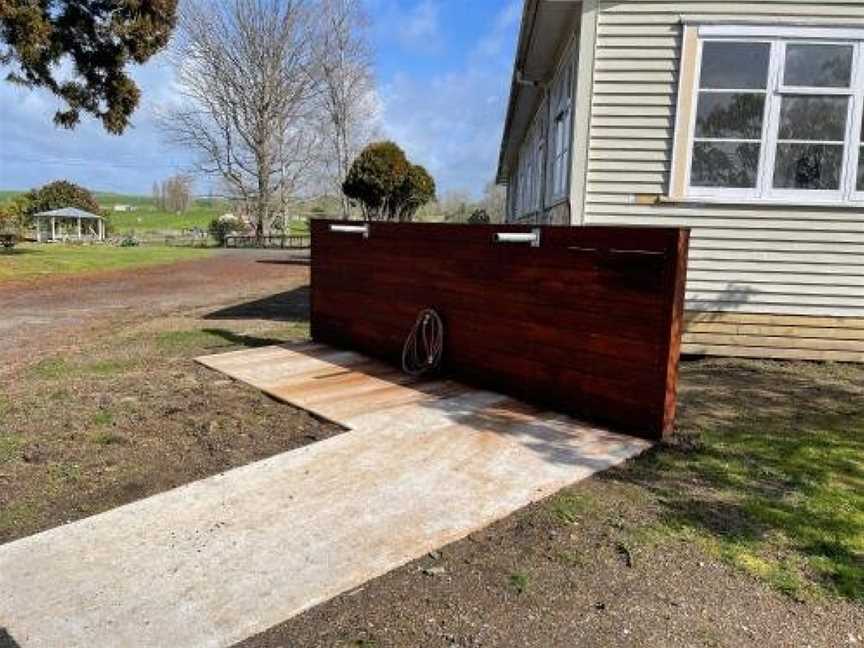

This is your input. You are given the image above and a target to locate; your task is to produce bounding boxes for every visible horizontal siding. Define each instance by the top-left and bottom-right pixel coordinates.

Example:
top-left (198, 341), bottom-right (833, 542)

top-left (585, 1), bottom-right (864, 354)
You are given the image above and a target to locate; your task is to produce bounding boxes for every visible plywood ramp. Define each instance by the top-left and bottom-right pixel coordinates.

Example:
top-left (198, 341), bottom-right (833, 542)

top-left (0, 343), bottom-right (650, 648)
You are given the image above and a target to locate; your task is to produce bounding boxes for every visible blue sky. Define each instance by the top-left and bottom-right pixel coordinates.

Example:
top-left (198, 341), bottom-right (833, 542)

top-left (0, 0), bottom-right (520, 198)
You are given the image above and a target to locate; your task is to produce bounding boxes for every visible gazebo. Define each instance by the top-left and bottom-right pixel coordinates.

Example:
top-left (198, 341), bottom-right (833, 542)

top-left (33, 207), bottom-right (105, 242)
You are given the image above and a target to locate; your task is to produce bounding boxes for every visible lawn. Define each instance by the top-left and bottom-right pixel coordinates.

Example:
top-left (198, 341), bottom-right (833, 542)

top-left (0, 243), bottom-right (214, 282)
top-left (617, 358), bottom-right (864, 602)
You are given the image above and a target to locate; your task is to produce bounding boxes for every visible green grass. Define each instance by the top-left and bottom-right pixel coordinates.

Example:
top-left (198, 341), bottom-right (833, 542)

top-left (92, 410), bottom-right (114, 426)
top-left (28, 358), bottom-right (71, 379)
top-left (28, 356), bottom-right (141, 381)
top-left (549, 493), bottom-right (598, 525)
top-left (509, 571), bottom-right (529, 594)
top-left (153, 329), bottom-right (238, 352)
top-left (91, 430), bottom-right (127, 446)
top-left (0, 243), bottom-right (213, 282)
top-left (97, 193), bottom-right (227, 234)
top-left (152, 326), bottom-right (306, 353)
top-left (3, 189), bottom-right (315, 235)
top-left (0, 433), bottom-right (24, 464)
top-left (97, 192), bottom-right (311, 235)
top-left (620, 359), bottom-right (864, 602)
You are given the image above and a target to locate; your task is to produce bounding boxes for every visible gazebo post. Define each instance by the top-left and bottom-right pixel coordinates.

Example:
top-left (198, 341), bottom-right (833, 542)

top-left (50, 217), bottom-right (56, 241)
top-left (77, 217), bottom-right (82, 240)
top-left (36, 216), bottom-right (42, 243)
top-left (98, 218), bottom-right (104, 241)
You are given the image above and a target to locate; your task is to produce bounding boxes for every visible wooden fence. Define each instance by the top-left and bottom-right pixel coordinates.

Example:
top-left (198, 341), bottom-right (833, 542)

top-left (310, 220), bottom-right (690, 440)
top-left (224, 235), bottom-right (311, 249)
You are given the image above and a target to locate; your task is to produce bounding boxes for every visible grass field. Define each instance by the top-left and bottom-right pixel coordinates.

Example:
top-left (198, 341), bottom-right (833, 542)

top-left (97, 192), bottom-right (227, 234)
top-left (0, 243), bottom-right (214, 282)
top-left (1, 190), bottom-right (313, 235)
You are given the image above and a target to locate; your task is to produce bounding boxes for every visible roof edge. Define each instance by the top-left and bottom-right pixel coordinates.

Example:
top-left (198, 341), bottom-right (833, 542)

top-left (496, 0), bottom-right (541, 185)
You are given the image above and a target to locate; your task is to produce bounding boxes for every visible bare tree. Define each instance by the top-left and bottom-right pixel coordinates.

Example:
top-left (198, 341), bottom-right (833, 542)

top-left (315, 0), bottom-right (379, 217)
top-left (162, 0), bottom-right (320, 242)
top-left (479, 182), bottom-right (507, 223)
top-left (152, 181), bottom-right (162, 210)
top-left (163, 175), bottom-right (194, 213)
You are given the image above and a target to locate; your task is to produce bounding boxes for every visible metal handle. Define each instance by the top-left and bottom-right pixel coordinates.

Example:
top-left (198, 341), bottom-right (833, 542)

top-left (495, 228), bottom-right (540, 247)
top-left (330, 224), bottom-right (369, 238)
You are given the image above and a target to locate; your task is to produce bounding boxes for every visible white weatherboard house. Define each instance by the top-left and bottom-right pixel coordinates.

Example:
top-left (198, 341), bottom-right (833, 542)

top-left (497, 1), bottom-right (864, 362)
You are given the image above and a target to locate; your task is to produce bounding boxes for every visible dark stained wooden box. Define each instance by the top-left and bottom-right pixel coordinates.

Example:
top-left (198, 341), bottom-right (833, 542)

top-left (310, 220), bottom-right (690, 440)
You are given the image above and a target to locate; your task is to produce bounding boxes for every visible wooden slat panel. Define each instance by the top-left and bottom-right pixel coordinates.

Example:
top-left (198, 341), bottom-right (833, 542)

top-left (311, 221), bottom-right (690, 440)
top-left (682, 310), bottom-right (864, 360)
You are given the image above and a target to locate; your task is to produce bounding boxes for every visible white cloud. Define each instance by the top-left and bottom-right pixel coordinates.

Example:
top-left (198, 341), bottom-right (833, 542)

top-left (399, 1), bottom-right (442, 51)
top-left (0, 54), bottom-right (195, 193)
top-left (367, 0), bottom-right (444, 55)
top-left (378, 1), bottom-right (520, 197)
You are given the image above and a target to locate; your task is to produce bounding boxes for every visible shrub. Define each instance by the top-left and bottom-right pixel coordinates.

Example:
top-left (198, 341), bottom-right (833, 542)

top-left (0, 233), bottom-right (16, 249)
top-left (468, 209), bottom-right (490, 224)
top-left (23, 180), bottom-right (102, 216)
top-left (342, 141), bottom-right (436, 222)
top-left (392, 164), bottom-right (436, 222)
top-left (209, 214), bottom-right (242, 245)
top-left (343, 141), bottom-right (410, 220)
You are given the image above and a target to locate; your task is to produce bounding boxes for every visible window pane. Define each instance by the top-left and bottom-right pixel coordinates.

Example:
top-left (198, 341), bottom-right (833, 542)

top-left (784, 44), bottom-right (853, 88)
top-left (778, 96), bottom-right (848, 141)
top-left (695, 92), bottom-right (765, 139)
top-left (700, 42), bottom-right (770, 90)
top-left (858, 146), bottom-right (864, 191)
top-left (773, 144), bottom-right (844, 190)
top-left (691, 142), bottom-right (760, 188)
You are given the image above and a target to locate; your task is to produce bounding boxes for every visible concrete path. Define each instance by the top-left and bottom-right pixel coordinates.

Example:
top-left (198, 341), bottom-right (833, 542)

top-left (0, 343), bottom-right (650, 647)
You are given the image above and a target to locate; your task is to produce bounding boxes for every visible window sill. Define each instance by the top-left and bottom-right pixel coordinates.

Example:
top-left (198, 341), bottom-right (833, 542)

top-left (513, 196), bottom-right (569, 220)
top-left (655, 194), bottom-right (864, 209)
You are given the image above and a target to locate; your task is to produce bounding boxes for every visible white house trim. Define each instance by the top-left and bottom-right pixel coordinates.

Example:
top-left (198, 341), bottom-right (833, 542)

top-left (569, 0), bottom-right (598, 225)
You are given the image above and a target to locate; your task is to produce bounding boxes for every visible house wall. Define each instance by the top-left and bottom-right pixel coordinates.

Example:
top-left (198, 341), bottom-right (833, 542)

top-left (506, 37), bottom-right (578, 226)
top-left (579, 0), bottom-right (864, 362)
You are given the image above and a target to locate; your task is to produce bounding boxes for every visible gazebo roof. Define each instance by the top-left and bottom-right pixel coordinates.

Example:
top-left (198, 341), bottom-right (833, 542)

top-left (34, 207), bottom-right (102, 220)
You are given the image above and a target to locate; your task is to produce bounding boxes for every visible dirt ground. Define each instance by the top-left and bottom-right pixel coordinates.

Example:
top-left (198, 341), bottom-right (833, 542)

top-left (1, 253), bottom-right (861, 647)
top-left (0, 249), bottom-right (309, 377)
top-left (0, 250), bottom-right (336, 544)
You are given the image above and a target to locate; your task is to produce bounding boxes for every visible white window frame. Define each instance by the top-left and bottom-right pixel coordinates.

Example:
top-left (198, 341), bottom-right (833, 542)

top-left (512, 101), bottom-right (548, 218)
top-left (675, 24), bottom-right (864, 207)
top-left (548, 45), bottom-right (576, 204)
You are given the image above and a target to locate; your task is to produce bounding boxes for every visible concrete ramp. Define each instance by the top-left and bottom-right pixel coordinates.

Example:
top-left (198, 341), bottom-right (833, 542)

top-left (0, 343), bottom-right (650, 647)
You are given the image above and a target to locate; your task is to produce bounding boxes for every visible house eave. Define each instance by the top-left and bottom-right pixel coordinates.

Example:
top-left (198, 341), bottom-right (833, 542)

top-left (496, 0), bottom-right (583, 185)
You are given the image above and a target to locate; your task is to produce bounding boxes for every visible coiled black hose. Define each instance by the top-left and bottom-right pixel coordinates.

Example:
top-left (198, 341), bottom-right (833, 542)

top-left (401, 309), bottom-right (444, 377)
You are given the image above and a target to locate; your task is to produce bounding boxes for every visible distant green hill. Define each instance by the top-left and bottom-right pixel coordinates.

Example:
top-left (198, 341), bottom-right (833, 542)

top-left (2, 189), bottom-right (325, 235)
top-left (1, 190), bottom-right (230, 234)
top-left (98, 193), bottom-right (228, 234)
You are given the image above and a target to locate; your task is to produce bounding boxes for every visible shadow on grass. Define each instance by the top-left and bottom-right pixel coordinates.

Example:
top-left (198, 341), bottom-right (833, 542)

top-left (256, 258), bottom-right (310, 267)
top-left (200, 328), bottom-right (292, 349)
top-left (0, 248), bottom-right (38, 256)
top-left (600, 358), bottom-right (864, 601)
top-left (204, 286), bottom-right (310, 322)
